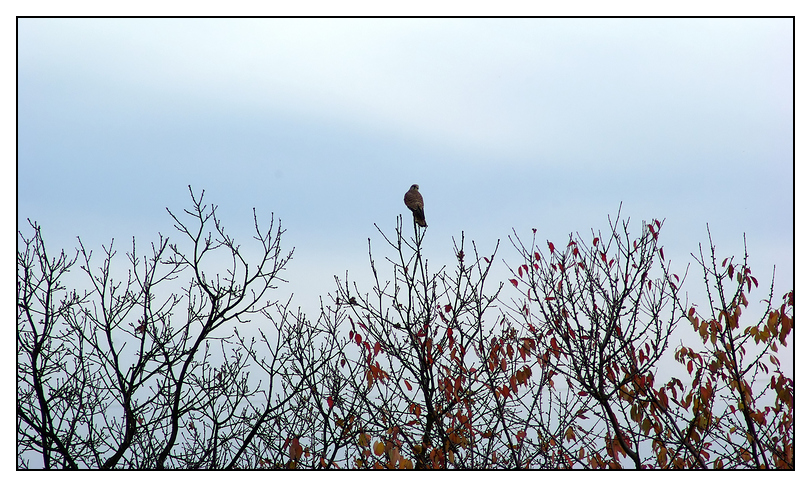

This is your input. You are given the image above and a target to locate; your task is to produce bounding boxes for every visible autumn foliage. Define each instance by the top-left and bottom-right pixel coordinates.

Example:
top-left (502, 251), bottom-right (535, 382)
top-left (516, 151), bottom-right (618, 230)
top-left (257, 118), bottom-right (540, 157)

top-left (17, 190), bottom-right (793, 469)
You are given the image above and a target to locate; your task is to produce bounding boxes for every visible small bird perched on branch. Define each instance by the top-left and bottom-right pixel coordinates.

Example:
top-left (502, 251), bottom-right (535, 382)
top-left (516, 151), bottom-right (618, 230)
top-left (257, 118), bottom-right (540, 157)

top-left (404, 184), bottom-right (427, 227)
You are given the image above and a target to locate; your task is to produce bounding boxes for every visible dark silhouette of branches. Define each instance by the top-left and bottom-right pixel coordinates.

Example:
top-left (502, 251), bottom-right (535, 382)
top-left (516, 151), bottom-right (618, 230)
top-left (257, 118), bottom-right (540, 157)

top-left (17, 193), bottom-right (792, 470)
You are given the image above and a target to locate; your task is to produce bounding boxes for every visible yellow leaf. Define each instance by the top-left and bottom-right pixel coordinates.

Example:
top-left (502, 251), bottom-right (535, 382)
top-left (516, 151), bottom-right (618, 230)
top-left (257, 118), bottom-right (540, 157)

top-left (768, 311), bottom-right (779, 328)
top-left (389, 446), bottom-right (400, 465)
top-left (374, 441), bottom-right (385, 456)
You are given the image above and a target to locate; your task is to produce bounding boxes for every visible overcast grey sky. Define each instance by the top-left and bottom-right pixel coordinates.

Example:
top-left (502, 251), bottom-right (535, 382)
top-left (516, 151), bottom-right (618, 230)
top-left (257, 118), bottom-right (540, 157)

top-left (17, 18), bottom-right (792, 328)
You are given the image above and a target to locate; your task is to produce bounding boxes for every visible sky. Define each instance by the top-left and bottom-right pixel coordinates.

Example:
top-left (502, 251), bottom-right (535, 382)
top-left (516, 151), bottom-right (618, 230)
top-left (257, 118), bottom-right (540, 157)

top-left (17, 18), bottom-right (793, 314)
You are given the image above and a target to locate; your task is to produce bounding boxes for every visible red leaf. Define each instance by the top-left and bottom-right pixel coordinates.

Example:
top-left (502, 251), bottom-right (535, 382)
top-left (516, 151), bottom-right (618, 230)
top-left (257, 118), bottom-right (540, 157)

top-left (545, 296), bottom-right (555, 301)
top-left (548, 241), bottom-right (555, 254)
top-left (444, 304), bottom-right (452, 313)
top-left (510, 279), bottom-right (519, 287)
top-left (374, 341), bottom-right (381, 355)
top-left (327, 396), bottom-right (334, 409)
top-left (518, 266), bottom-right (523, 278)
top-left (355, 333), bottom-right (362, 345)
top-left (593, 237), bottom-right (599, 246)
top-left (289, 437), bottom-right (302, 460)
top-left (534, 252), bottom-right (541, 261)
top-left (600, 252), bottom-right (607, 263)
top-left (484, 257), bottom-right (490, 264)
top-left (405, 380), bottom-right (412, 391)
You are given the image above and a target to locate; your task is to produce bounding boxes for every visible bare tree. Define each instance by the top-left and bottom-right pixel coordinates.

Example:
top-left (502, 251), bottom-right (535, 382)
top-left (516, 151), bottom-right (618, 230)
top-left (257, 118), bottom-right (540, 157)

top-left (18, 219), bottom-right (88, 469)
top-left (18, 195), bottom-right (792, 470)
top-left (317, 217), bottom-right (584, 468)
top-left (17, 187), bottom-right (331, 469)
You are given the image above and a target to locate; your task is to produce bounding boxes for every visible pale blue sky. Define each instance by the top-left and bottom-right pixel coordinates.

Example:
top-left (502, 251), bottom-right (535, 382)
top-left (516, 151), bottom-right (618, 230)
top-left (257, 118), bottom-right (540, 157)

top-left (17, 18), bottom-right (793, 320)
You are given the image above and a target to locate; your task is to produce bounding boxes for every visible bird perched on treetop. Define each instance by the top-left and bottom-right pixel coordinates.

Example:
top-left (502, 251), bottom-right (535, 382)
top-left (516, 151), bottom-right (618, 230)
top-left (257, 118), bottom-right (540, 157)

top-left (404, 184), bottom-right (427, 227)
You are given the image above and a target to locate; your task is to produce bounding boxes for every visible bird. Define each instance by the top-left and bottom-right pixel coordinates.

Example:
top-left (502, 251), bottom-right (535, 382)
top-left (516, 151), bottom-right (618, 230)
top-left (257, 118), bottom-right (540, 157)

top-left (404, 184), bottom-right (427, 227)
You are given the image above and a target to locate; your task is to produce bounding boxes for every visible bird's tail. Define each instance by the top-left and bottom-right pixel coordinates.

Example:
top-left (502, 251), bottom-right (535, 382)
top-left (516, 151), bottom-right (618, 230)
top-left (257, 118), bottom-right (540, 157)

top-left (414, 209), bottom-right (427, 227)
